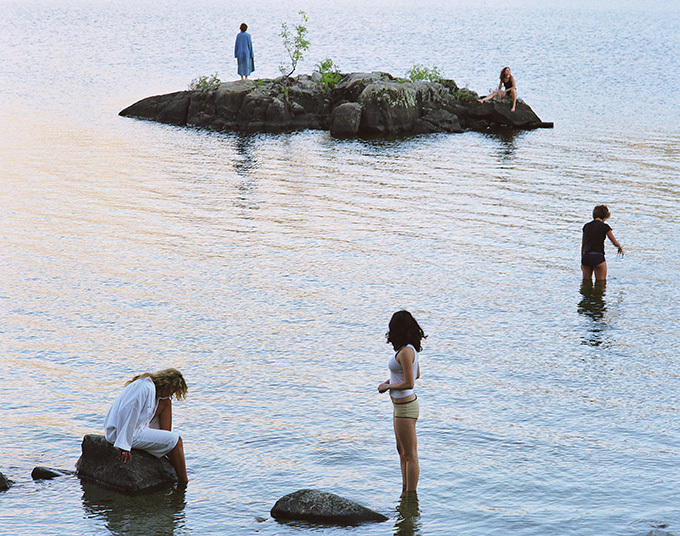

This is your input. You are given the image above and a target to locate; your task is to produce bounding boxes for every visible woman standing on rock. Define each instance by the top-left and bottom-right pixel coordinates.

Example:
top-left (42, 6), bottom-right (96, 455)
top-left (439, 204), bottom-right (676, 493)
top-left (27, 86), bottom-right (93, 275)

top-left (581, 204), bottom-right (624, 281)
top-left (477, 66), bottom-right (517, 112)
top-left (104, 368), bottom-right (189, 483)
top-left (234, 23), bottom-right (254, 80)
top-left (378, 310), bottom-right (425, 494)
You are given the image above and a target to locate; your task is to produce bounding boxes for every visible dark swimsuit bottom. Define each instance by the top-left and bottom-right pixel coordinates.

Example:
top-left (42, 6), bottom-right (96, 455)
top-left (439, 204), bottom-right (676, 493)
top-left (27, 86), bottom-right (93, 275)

top-left (582, 252), bottom-right (605, 267)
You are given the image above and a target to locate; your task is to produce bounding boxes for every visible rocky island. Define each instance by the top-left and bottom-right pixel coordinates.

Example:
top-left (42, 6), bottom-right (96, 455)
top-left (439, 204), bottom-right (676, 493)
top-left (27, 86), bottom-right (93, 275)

top-left (119, 72), bottom-right (552, 137)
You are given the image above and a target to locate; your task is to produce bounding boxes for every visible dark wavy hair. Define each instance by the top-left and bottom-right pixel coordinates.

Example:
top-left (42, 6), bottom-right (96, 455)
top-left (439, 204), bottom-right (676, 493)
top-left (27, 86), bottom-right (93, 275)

top-left (592, 204), bottom-right (611, 220)
top-left (240, 23), bottom-right (248, 32)
top-left (386, 310), bottom-right (426, 352)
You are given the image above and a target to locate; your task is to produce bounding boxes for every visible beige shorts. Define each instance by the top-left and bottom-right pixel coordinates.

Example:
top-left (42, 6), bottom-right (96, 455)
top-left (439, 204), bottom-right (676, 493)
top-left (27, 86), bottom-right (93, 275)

top-left (392, 397), bottom-right (419, 419)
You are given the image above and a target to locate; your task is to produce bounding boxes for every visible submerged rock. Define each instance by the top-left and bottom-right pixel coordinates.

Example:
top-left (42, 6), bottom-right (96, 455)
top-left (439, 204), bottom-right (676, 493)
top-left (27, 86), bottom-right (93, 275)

top-left (31, 466), bottom-right (75, 480)
top-left (270, 489), bottom-right (388, 525)
top-left (75, 434), bottom-right (177, 495)
top-left (119, 72), bottom-right (551, 137)
top-left (0, 471), bottom-right (11, 491)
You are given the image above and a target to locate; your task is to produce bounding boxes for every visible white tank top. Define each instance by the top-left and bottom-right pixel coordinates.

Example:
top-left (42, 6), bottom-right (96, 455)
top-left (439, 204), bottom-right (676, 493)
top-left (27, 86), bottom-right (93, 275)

top-left (388, 344), bottom-right (419, 398)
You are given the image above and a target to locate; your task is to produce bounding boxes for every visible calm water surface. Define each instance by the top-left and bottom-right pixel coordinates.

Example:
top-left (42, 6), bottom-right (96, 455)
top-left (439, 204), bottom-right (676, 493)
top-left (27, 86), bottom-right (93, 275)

top-left (1, 1), bottom-right (679, 535)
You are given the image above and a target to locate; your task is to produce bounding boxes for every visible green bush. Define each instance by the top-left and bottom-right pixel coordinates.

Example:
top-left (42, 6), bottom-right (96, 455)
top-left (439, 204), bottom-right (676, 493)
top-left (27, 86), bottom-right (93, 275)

top-left (454, 88), bottom-right (476, 102)
top-left (189, 73), bottom-right (221, 90)
top-left (315, 58), bottom-right (342, 93)
top-left (406, 64), bottom-right (442, 82)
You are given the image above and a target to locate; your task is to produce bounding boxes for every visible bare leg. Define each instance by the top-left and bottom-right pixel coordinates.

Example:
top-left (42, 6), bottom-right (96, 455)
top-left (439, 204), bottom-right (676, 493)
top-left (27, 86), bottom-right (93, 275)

top-left (477, 91), bottom-right (499, 104)
top-left (593, 260), bottom-right (608, 281)
top-left (167, 436), bottom-right (188, 483)
top-left (509, 88), bottom-right (517, 112)
top-left (581, 263), bottom-right (594, 280)
top-left (394, 417), bottom-right (419, 492)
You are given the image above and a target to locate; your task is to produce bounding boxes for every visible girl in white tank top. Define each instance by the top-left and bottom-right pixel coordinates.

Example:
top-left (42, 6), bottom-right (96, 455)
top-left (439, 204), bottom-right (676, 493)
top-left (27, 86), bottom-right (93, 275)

top-left (377, 311), bottom-right (426, 493)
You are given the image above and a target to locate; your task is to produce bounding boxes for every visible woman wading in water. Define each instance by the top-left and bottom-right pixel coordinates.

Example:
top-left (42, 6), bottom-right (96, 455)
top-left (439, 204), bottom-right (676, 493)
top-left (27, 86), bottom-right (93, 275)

top-left (378, 310), bottom-right (425, 493)
top-left (581, 204), bottom-right (624, 281)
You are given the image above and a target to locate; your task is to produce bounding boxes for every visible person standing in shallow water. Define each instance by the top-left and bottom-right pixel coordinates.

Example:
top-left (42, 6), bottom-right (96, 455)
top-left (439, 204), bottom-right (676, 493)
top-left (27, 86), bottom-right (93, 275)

top-left (104, 368), bottom-right (189, 483)
top-left (234, 23), bottom-right (254, 80)
top-left (581, 204), bottom-right (624, 281)
top-left (378, 310), bottom-right (425, 494)
top-left (477, 66), bottom-right (517, 112)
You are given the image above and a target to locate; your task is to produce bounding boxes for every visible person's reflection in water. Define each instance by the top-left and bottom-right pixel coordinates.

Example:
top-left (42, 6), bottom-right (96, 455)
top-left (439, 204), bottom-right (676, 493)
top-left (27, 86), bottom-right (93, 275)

top-left (578, 279), bottom-right (608, 346)
top-left (394, 491), bottom-right (421, 536)
top-left (234, 134), bottom-right (257, 178)
top-left (486, 129), bottom-right (524, 166)
top-left (234, 134), bottom-right (259, 212)
top-left (81, 481), bottom-right (187, 536)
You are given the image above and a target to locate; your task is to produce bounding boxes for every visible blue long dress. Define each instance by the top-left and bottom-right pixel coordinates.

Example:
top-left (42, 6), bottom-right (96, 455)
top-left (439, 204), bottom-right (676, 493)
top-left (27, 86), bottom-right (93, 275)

top-left (234, 31), bottom-right (254, 77)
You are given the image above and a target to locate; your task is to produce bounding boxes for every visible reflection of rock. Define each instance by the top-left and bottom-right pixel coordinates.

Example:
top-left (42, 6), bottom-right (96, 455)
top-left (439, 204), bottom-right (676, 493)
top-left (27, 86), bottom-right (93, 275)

top-left (81, 480), bottom-right (187, 536)
top-left (271, 489), bottom-right (388, 524)
top-left (31, 466), bottom-right (75, 480)
top-left (0, 471), bottom-right (11, 491)
top-left (120, 72), bottom-right (552, 137)
top-left (75, 434), bottom-right (177, 495)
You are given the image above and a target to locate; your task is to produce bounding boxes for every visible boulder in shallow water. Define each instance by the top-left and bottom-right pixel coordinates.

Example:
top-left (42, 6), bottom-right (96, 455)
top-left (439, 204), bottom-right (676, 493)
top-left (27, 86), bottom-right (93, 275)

top-left (31, 466), bottom-right (75, 480)
top-left (75, 434), bottom-right (177, 495)
top-left (0, 471), bottom-right (11, 491)
top-left (270, 489), bottom-right (388, 525)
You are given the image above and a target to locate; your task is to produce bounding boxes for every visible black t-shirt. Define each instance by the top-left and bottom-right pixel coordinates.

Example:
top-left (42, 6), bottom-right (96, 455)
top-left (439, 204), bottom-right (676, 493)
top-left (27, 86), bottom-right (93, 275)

top-left (582, 220), bottom-right (611, 254)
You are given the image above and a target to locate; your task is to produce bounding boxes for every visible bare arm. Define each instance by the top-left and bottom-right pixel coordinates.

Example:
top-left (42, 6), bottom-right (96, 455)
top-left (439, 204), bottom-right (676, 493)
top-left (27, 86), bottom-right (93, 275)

top-left (607, 230), bottom-right (624, 256)
top-left (378, 346), bottom-right (416, 394)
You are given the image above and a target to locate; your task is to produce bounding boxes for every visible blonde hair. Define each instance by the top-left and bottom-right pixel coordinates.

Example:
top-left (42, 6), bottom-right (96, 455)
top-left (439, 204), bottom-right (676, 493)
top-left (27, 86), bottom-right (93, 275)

top-left (127, 368), bottom-right (188, 400)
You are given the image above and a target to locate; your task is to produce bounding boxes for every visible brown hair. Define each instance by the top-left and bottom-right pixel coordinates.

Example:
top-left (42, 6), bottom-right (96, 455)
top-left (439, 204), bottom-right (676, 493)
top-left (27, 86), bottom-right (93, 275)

top-left (592, 205), bottom-right (611, 220)
top-left (127, 368), bottom-right (188, 400)
top-left (240, 23), bottom-right (248, 32)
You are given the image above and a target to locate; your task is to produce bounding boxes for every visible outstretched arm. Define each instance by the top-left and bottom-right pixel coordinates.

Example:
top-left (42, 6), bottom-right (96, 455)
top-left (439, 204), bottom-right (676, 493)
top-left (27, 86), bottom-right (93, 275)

top-left (607, 230), bottom-right (624, 256)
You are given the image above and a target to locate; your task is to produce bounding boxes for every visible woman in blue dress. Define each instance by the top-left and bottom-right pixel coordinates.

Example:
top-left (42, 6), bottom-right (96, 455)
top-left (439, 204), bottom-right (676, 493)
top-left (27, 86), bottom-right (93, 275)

top-left (234, 23), bottom-right (254, 80)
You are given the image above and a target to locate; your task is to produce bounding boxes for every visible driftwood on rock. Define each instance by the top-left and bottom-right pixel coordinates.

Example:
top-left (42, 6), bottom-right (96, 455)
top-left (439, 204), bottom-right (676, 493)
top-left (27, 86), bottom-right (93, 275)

top-left (270, 489), bottom-right (388, 525)
top-left (119, 72), bottom-right (552, 137)
top-left (75, 434), bottom-right (178, 495)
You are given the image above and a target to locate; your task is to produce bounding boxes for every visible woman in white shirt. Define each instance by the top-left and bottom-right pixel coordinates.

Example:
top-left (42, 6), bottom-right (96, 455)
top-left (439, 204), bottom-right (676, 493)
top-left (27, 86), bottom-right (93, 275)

top-left (104, 368), bottom-right (189, 483)
top-left (378, 311), bottom-right (425, 493)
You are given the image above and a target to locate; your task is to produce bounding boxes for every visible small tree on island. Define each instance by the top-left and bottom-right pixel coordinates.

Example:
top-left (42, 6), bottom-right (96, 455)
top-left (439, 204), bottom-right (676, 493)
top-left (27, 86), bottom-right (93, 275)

top-left (279, 11), bottom-right (310, 78)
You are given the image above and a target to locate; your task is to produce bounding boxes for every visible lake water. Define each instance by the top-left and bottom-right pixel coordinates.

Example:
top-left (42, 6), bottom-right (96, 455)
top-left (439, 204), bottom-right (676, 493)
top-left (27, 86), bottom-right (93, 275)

top-left (1, 0), bottom-right (679, 535)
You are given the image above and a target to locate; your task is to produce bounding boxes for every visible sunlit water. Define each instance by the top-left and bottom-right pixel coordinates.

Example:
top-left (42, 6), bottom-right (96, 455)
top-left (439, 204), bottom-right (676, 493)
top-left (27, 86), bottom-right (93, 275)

top-left (1, 1), bottom-right (679, 535)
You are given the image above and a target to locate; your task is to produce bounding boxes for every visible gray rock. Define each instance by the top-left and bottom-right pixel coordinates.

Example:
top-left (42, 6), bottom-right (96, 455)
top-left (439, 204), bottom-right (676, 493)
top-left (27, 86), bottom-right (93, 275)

top-left (331, 102), bottom-right (363, 136)
top-left (0, 471), bottom-right (10, 491)
top-left (358, 81), bottom-right (419, 135)
top-left (645, 530), bottom-right (674, 536)
top-left (31, 466), bottom-right (75, 480)
top-left (119, 72), bottom-right (551, 137)
top-left (271, 489), bottom-right (388, 525)
top-left (75, 434), bottom-right (177, 495)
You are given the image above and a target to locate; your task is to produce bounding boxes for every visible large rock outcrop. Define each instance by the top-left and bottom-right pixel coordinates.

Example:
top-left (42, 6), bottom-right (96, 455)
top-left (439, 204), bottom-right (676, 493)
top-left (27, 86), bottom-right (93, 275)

top-left (75, 434), bottom-right (178, 495)
top-left (270, 489), bottom-right (388, 525)
top-left (119, 72), bottom-right (552, 137)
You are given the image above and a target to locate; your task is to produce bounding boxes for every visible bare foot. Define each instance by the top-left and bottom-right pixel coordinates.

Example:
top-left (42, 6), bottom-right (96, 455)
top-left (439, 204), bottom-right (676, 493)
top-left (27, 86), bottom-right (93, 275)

top-left (510, 107), bottom-right (515, 112)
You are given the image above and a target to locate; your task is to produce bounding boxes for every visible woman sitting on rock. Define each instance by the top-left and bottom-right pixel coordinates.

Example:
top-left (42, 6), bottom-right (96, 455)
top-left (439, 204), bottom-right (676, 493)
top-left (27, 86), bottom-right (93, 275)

top-left (477, 66), bottom-right (517, 112)
top-left (104, 368), bottom-right (189, 483)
